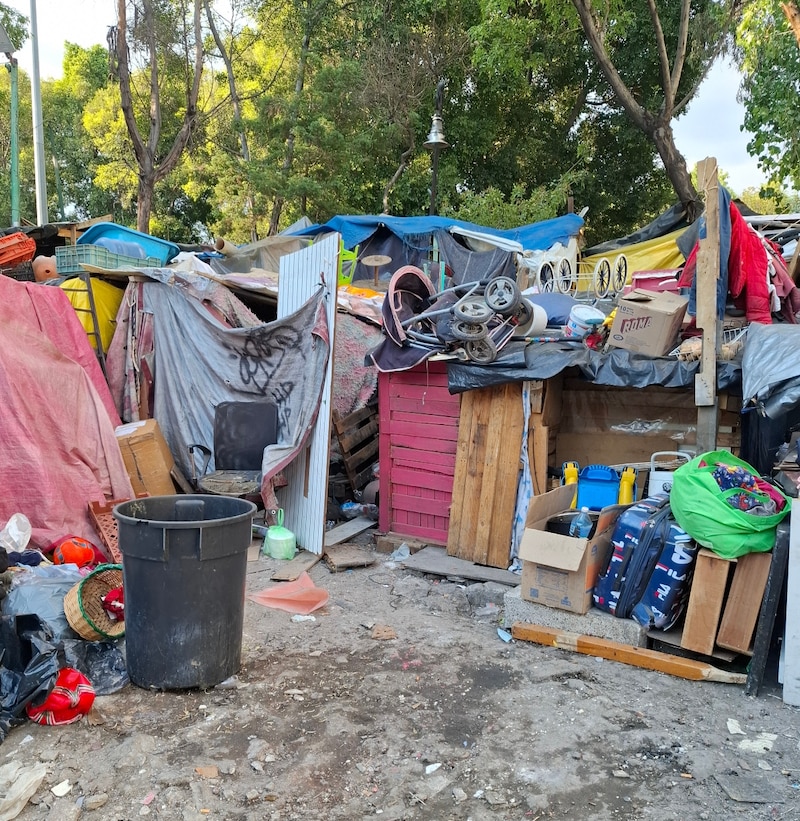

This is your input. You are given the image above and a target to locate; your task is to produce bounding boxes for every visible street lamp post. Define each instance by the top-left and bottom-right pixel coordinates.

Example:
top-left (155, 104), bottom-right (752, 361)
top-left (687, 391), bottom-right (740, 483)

top-left (0, 21), bottom-right (19, 226)
top-left (423, 80), bottom-right (449, 216)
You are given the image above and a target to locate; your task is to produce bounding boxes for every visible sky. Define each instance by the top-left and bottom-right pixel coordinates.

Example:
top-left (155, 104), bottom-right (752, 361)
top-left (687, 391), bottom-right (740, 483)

top-left (5, 0), bottom-right (769, 196)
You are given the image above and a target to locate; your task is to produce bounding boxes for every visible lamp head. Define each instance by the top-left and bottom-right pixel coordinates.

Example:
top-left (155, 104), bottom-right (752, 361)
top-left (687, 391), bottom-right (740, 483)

top-left (424, 114), bottom-right (449, 150)
top-left (0, 21), bottom-right (14, 58)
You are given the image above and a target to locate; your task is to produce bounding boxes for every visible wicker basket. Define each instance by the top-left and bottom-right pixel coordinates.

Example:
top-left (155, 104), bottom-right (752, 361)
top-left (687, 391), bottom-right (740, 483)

top-left (63, 564), bottom-right (125, 641)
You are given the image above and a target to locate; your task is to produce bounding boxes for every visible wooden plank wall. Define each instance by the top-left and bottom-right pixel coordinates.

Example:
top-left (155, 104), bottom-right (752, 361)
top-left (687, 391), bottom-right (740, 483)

top-left (553, 379), bottom-right (740, 471)
top-left (447, 382), bottom-right (524, 568)
top-left (275, 233), bottom-right (339, 555)
top-left (378, 363), bottom-right (460, 544)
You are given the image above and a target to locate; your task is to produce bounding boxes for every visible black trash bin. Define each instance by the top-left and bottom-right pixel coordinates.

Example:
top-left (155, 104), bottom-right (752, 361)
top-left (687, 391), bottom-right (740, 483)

top-left (113, 495), bottom-right (256, 689)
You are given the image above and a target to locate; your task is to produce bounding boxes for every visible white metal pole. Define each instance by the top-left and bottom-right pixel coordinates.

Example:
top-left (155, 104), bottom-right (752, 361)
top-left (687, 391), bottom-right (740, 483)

top-left (29, 0), bottom-right (48, 225)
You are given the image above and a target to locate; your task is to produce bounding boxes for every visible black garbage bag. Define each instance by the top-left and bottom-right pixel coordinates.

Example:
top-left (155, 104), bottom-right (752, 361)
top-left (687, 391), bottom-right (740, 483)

top-left (0, 614), bottom-right (59, 744)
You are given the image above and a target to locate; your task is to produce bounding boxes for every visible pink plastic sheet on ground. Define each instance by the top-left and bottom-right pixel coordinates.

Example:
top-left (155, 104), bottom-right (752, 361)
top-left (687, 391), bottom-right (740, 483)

top-left (0, 277), bottom-right (133, 549)
top-left (247, 572), bottom-right (329, 615)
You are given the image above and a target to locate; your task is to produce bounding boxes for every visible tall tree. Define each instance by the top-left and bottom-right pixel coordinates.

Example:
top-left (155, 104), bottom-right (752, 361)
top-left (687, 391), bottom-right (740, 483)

top-left (113, 0), bottom-right (204, 232)
top-left (737, 0), bottom-right (800, 189)
top-left (570, 0), bottom-right (735, 221)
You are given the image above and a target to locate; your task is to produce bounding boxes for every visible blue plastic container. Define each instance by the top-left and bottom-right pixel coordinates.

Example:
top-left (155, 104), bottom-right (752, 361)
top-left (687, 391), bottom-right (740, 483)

top-left (77, 222), bottom-right (179, 265)
top-left (575, 465), bottom-right (621, 510)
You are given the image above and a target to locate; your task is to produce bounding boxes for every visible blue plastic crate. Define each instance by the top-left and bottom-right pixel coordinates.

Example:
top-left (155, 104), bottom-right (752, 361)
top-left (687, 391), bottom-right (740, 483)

top-left (55, 244), bottom-right (160, 275)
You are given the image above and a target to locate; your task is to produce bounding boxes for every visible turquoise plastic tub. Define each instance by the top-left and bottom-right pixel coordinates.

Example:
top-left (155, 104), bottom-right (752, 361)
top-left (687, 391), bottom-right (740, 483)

top-left (77, 222), bottom-right (179, 265)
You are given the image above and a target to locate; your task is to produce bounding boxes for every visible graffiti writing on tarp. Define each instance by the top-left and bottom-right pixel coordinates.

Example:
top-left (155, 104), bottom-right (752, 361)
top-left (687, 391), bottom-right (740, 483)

top-left (237, 326), bottom-right (304, 422)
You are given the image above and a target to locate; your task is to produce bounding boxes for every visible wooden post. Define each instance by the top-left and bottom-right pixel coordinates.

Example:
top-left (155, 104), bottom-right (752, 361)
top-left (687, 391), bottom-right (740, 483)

top-left (694, 158), bottom-right (720, 453)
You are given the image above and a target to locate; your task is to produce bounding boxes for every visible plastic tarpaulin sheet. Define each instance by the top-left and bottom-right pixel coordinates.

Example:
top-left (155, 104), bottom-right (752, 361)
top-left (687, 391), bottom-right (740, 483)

top-left (292, 213), bottom-right (584, 255)
top-left (583, 202), bottom-right (690, 256)
top-left (145, 280), bottom-right (330, 509)
top-left (0, 278), bottom-right (133, 549)
top-left (59, 276), bottom-right (125, 353)
top-left (583, 228), bottom-right (688, 278)
top-left (742, 323), bottom-right (800, 417)
top-left (446, 341), bottom-right (742, 393)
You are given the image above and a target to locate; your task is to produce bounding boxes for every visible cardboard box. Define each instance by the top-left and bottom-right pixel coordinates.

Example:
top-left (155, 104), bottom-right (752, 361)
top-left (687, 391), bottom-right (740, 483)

top-left (519, 484), bottom-right (627, 614)
top-left (115, 419), bottom-right (176, 496)
top-left (608, 290), bottom-right (689, 357)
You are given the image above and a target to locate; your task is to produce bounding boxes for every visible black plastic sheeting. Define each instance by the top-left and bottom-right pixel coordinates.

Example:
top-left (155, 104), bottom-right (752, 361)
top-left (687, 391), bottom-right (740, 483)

top-left (446, 340), bottom-right (742, 394)
top-left (582, 203), bottom-right (690, 257)
top-left (742, 324), bottom-right (800, 417)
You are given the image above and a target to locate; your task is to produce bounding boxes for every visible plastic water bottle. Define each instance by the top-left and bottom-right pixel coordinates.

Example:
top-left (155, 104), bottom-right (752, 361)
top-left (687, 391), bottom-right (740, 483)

top-left (569, 506), bottom-right (593, 538)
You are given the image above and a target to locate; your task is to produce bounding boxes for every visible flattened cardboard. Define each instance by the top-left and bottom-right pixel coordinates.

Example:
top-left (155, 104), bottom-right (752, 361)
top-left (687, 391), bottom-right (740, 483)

top-left (115, 419), bottom-right (177, 497)
top-left (519, 484), bottom-right (627, 614)
top-left (608, 289), bottom-right (689, 357)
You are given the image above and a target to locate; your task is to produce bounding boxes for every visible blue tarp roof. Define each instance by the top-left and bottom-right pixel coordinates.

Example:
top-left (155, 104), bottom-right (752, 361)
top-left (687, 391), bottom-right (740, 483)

top-left (290, 213), bottom-right (584, 253)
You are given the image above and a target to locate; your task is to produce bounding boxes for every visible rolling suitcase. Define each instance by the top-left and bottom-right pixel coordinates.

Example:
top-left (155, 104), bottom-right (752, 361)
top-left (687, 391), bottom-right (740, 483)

top-left (592, 495), bottom-right (672, 618)
top-left (630, 522), bottom-right (698, 630)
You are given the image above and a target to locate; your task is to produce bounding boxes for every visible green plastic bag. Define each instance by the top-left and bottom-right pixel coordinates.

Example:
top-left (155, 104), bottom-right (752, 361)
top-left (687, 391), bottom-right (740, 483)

top-left (670, 450), bottom-right (790, 559)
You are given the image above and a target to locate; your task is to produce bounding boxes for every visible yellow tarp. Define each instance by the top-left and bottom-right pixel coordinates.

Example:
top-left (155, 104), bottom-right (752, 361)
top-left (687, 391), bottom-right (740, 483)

top-left (583, 227), bottom-right (687, 281)
top-left (59, 276), bottom-right (124, 352)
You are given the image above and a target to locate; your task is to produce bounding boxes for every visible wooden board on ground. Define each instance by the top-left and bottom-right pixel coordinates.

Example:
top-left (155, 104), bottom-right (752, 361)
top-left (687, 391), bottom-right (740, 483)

top-left (375, 532), bottom-right (430, 554)
top-left (401, 545), bottom-right (520, 586)
top-left (324, 543), bottom-right (376, 572)
top-left (324, 516), bottom-right (376, 547)
top-left (271, 549), bottom-right (322, 581)
top-left (512, 623), bottom-right (746, 684)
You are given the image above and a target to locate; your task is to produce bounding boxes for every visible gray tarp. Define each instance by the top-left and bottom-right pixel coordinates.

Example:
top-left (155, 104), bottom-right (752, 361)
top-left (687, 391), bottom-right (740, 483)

top-left (147, 282), bottom-right (329, 507)
top-left (742, 323), bottom-right (800, 417)
top-left (447, 341), bottom-right (742, 393)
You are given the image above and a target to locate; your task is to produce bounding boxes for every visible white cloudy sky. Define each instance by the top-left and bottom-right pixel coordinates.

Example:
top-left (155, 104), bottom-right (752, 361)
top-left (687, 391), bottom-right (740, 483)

top-left (6, 0), bottom-right (768, 196)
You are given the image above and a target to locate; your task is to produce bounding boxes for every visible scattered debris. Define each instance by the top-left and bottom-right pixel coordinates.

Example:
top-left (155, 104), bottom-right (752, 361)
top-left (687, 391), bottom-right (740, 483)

top-left (371, 624), bottom-right (397, 640)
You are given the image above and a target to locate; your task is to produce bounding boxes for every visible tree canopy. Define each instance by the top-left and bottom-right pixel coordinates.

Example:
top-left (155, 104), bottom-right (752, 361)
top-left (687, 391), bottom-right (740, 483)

top-left (0, 0), bottom-right (745, 244)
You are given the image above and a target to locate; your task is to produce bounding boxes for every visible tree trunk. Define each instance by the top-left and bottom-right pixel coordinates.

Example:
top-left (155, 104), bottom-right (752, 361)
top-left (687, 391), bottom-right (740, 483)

top-left (137, 173), bottom-right (156, 235)
top-left (782, 2), bottom-right (800, 49)
top-left (649, 119), bottom-right (701, 222)
top-left (115, 0), bottom-right (204, 234)
top-left (571, 0), bottom-right (700, 219)
top-left (269, 29), bottom-right (311, 235)
top-left (204, 0), bottom-right (258, 242)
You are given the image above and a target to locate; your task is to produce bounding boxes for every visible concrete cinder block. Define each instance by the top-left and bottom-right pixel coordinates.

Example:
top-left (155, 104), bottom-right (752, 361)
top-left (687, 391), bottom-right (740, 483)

top-left (503, 586), bottom-right (648, 647)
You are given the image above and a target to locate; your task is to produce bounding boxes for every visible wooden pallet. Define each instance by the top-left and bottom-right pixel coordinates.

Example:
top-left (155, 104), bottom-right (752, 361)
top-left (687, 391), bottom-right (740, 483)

top-left (332, 404), bottom-right (379, 492)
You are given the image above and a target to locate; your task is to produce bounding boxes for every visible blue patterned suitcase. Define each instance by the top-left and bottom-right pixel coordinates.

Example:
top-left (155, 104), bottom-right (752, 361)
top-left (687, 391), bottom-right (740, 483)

top-left (592, 495), bottom-right (672, 618)
top-left (630, 523), bottom-right (698, 630)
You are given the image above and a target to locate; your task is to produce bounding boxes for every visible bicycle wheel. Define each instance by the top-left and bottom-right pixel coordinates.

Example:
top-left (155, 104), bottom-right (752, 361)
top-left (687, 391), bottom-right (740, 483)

top-left (592, 258), bottom-right (611, 298)
top-left (555, 257), bottom-right (575, 294)
top-left (612, 254), bottom-right (628, 294)
top-left (537, 261), bottom-right (555, 293)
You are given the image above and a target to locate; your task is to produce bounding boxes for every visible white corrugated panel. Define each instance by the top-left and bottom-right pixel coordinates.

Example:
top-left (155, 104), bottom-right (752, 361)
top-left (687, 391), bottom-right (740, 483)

top-left (275, 233), bottom-right (339, 554)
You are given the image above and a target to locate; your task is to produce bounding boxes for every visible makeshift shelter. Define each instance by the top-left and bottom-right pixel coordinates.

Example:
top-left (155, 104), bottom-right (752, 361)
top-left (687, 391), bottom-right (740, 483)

top-left (0, 276), bottom-right (132, 549)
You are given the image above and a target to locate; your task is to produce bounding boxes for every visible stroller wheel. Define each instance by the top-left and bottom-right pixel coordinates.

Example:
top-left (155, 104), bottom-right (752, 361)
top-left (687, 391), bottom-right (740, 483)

top-left (465, 337), bottom-right (499, 363)
top-left (451, 320), bottom-right (488, 341)
top-left (484, 277), bottom-right (520, 314)
top-left (454, 298), bottom-right (493, 324)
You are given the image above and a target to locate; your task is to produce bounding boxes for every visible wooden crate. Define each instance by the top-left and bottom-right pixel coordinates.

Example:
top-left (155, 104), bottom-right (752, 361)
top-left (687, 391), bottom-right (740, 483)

top-left (680, 548), bottom-right (771, 657)
top-left (332, 404), bottom-right (379, 492)
top-left (378, 363), bottom-right (460, 544)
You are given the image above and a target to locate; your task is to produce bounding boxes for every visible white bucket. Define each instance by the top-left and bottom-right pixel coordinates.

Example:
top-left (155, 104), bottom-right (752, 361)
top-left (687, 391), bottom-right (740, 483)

top-left (564, 305), bottom-right (605, 337)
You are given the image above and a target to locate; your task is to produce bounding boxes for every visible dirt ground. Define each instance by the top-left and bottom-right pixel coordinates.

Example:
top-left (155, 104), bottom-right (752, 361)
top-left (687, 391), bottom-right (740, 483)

top-left (3, 535), bottom-right (800, 821)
